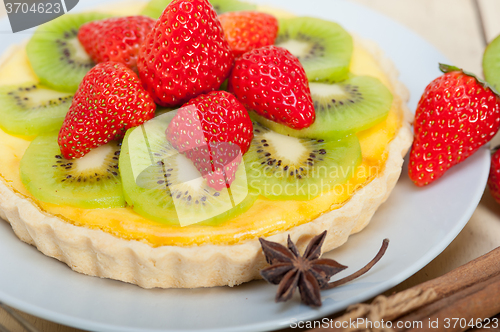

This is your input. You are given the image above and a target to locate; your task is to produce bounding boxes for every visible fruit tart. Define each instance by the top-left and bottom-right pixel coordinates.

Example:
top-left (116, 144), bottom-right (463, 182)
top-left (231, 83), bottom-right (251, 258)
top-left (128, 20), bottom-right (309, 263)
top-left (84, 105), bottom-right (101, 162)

top-left (0, 0), bottom-right (413, 288)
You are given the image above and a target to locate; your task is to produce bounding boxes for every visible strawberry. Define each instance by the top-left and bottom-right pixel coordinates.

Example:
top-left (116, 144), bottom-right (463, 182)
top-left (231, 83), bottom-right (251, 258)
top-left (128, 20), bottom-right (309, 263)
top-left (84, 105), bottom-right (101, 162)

top-left (409, 64), bottom-right (500, 186)
top-left (219, 11), bottom-right (278, 57)
top-left (488, 147), bottom-right (500, 204)
top-left (137, 0), bottom-right (234, 107)
top-left (228, 45), bottom-right (315, 129)
top-left (166, 91), bottom-right (253, 190)
top-left (78, 16), bottom-right (155, 71)
top-left (58, 62), bottom-right (156, 159)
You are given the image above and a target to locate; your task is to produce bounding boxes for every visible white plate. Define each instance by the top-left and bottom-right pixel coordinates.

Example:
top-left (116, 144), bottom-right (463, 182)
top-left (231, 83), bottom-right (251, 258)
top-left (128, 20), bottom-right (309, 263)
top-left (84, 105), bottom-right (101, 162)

top-left (0, 0), bottom-right (490, 331)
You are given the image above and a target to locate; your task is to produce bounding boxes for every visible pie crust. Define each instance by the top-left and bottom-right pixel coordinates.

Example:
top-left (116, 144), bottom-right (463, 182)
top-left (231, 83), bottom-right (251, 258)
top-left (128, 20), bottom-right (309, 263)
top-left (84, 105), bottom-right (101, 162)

top-left (0, 37), bottom-right (413, 288)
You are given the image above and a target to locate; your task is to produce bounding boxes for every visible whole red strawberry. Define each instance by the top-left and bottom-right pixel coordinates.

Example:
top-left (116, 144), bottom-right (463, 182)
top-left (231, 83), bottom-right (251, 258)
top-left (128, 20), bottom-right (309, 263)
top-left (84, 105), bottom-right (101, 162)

top-left (409, 64), bottom-right (500, 186)
top-left (488, 147), bottom-right (500, 204)
top-left (219, 11), bottom-right (278, 57)
top-left (78, 16), bottom-right (155, 71)
top-left (138, 0), bottom-right (234, 107)
top-left (166, 91), bottom-right (253, 190)
top-left (228, 45), bottom-right (315, 129)
top-left (59, 62), bottom-right (156, 159)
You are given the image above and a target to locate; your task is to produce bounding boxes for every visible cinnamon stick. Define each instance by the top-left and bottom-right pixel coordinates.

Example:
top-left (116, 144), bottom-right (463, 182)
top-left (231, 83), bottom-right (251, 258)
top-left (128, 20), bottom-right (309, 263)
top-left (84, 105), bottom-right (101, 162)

top-left (307, 246), bottom-right (500, 332)
top-left (395, 274), bottom-right (500, 331)
top-left (402, 247), bottom-right (500, 316)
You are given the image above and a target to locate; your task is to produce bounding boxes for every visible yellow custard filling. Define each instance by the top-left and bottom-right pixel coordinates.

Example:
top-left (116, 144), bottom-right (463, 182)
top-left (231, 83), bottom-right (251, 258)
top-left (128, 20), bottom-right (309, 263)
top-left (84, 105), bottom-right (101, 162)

top-left (0, 5), bottom-right (403, 247)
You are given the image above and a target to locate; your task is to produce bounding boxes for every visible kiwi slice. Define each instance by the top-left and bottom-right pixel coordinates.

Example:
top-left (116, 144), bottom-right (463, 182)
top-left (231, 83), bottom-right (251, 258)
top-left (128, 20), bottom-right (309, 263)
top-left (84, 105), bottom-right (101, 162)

top-left (141, 0), bottom-right (256, 19)
top-left (120, 111), bottom-right (257, 226)
top-left (244, 122), bottom-right (361, 200)
top-left (251, 76), bottom-right (393, 140)
top-left (275, 17), bottom-right (353, 83)
top-left (20, 132), bottom-right (125, 209)
top-left (26, 12), bottom-right (110, 93)
top-left (0, 83), bottom-right (72, 136)
top-left (483, 34), bottom-right (500, 92)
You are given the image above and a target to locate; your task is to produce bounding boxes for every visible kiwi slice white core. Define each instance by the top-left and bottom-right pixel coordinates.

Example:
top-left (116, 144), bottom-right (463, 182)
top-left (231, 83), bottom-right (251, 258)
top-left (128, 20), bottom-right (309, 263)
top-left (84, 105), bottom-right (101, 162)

top-left (21, 87), bottom-right (71, 109)
top-left (75, 143), bottom-right (114, 173)
top-left (244, 122), bottom-right (362, 200)
top-left (276, 39), bottom-right (312, 59)
top-left (262, 131), bottom-right (307, 163)
top-left (69, 38), bottom-right (91, 63)
top-left (173, 153), bottom-right (205, 188)
top-left (309, 82), bottom-right (347, 99)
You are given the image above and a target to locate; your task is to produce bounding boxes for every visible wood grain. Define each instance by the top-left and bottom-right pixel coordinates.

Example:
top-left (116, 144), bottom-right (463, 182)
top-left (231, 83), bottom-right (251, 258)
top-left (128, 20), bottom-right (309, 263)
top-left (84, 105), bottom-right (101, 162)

top-left (353, 0), bottom-right (485, 74)
top-left (0, 307), bottom-right (83, 332)
top-left (477, 0), bottom-right (500, 42)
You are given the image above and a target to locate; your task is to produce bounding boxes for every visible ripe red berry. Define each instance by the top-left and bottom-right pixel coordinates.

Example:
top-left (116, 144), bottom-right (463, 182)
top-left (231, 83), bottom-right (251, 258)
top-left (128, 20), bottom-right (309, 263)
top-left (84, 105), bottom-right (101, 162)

top-left (58, 62), bottom-right (156, 159)
top-left (166, 91), bottom-right (253, 190)
top-left (488, 147), bottom-right (500, 204)
top-left (78, 16), bottom-right (155, 71)
top-left (219, 11), bottom-right (279, 57)
top-left (229, 45), bottom-right (315, 129)
top-left (138, 0), bottom-right (234, 107)
top-left (409, 65), bottom-right (500, 186)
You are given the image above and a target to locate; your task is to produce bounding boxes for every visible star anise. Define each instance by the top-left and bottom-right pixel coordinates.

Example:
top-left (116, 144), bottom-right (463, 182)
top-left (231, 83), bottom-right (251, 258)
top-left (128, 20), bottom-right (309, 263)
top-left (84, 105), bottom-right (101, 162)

top-left (259, 231), bottom-right (389, 307)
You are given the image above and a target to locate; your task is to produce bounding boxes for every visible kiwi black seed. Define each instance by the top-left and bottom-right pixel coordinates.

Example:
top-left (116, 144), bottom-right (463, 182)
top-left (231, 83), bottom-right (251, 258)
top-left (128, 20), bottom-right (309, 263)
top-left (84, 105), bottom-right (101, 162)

top-left (251, 76), bottom-right (393, 140)
top-left (275, 17), bottom-right (353, 83)
top-left (0, 83), bottom-right (73, 136)
top-left (244, 122), bottom-right (362, 200)
top-left (26, 12), bottom-right (111, 93)
top-left (141, 0), bottom-right (256, 19)
top-left (20, 132), bottom-right (125, 209)
top-left (120, 111), bottom-right (257, 226)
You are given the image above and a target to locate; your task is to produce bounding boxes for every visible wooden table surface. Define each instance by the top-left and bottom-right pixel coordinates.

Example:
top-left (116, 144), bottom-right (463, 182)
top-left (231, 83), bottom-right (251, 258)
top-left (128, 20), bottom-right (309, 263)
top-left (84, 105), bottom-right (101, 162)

top-left (1, 0), bottom-right (500, 331)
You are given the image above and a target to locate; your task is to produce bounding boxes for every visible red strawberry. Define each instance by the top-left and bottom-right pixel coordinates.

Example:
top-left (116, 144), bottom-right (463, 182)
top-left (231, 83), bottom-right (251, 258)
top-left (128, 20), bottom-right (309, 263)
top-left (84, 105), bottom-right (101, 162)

top-left (228, 45), bottom-right (315, 129)
top-left (59, 62), bottom-right (156, 159)
top-left (219, 11), bottom-right (278, 57)
top-left (409, 64), bottom-right (500, 186)
top-left (138, 0), bottom-right (234, 107)
top-left (166, 91), bottom-right (253, 190)
top-left (78, 16), bottom-right (155, 71)
top-left (488, 147), bottom-right (500, 204)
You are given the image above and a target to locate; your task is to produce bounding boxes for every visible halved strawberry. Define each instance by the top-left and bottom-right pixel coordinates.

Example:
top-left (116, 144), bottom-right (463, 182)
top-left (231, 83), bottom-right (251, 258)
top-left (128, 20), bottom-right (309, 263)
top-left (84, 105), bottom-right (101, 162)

top-left (58, 62), bottom-right (156, 159)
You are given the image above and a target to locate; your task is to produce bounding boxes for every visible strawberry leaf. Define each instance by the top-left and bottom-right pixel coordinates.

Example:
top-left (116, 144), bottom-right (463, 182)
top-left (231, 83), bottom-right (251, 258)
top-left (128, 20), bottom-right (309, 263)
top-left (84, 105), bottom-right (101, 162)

top-left (439, 63), bottom-right (500, 97)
